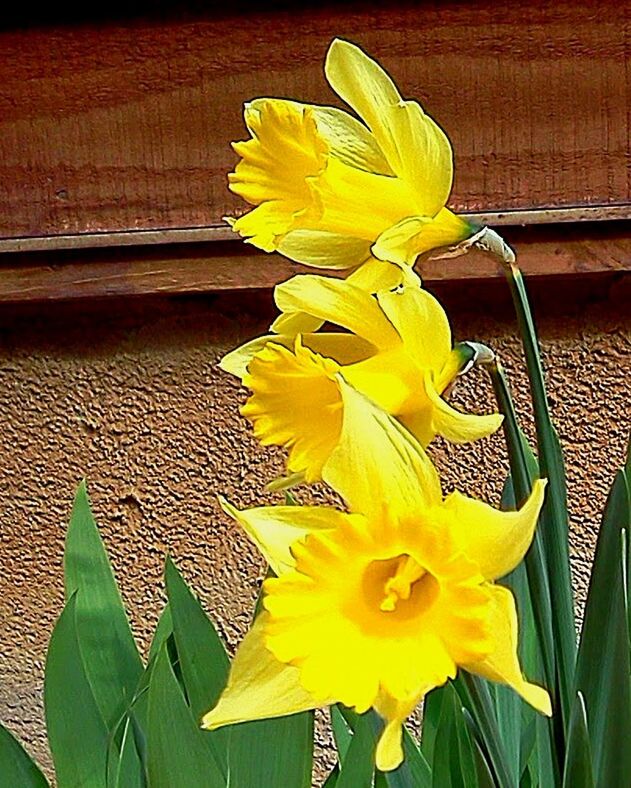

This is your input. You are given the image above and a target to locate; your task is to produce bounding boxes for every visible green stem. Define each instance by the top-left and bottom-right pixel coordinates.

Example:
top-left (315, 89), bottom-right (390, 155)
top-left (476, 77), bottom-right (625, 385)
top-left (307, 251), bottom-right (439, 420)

top-left (457, 674), bottom-right (514, 788)
top-left (502, 261), bottom-right (576, 730)
top-left (487, 360), bottom-right (564, 782)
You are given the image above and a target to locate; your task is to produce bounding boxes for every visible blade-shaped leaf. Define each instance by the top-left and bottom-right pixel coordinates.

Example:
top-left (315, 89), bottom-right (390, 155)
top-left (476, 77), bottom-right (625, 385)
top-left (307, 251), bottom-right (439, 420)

top-left (165, 558), bottom-right (229, 719)
top-left (147, 646), bottom-right (224, 788)
top-left (64, 482), bottom-right (143, 728)
top-left (562, 692), bottom-right (594, 788)
top-left (502, 266), bottom-right (576, 729)
top-left (45, 593), bottom-right (109, 787)
top-left (489, 363), bottom-right (562, 784)
top-left (0, 722), bottom-right (49, 787)
top-left (165, 558), bottom-right (230, 778)
top-left (331, 705), bottom-right (353, 764)
top-left (336, 713), bottom-right (375, 788)
top-left (148, 605), bottom-right (173, 663)
top-left (575, 468), bottom-right (631, 786)
top-left (228, 713), bottom-right (314, 788)
top-left (107, 715), bottom-right (145, 788)
top-left (340, 706), bottom-right (431, 788)
top-left (431, 684), bottom-right (477, 788)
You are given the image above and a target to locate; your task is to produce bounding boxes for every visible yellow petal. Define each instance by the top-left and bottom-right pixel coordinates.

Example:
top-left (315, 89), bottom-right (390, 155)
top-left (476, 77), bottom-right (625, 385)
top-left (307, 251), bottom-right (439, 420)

top-left (373, 692), bottom-right (422, 772)
top-left (442, 479), bottom-right (547, 581)
top-left (232, 99), bottom-right (325, 208)
top-left (231, 200), bottom-right (297, 253)
top-left (202, 614), bottom-right (320, 730)
top-left (462, 585), bottom-right (552, 716)
top-left (220, 335), bottom-right (277, 378)
top-left (322, 381), bottom-right (442, 518)
top-left (325, 39), bottom-right (453, 215)
top-left (242, 339), bottom-right (343, 482)
top-left (424, 370), bottom-right (504, 444)
top-left (219, 497), bottom-right (348, 574)
top-left (311, 105), bottom-right (393, 175)
top-left (372, 209), bottom-right (473, 266)
top-left (325, 39), bottom-right (400, 143)
top-left (276, 229), bottom-right (371, 270)
top-left (274, 275), bottom-right (399, 349)
top-left (246, 98), bottom-right (392, 177)
top-left (270, 310), bottom-right (324, 336)
top-left (375, 286), bottom-right (452, 373)
top-left (346, 256), bottom-right (422, 291)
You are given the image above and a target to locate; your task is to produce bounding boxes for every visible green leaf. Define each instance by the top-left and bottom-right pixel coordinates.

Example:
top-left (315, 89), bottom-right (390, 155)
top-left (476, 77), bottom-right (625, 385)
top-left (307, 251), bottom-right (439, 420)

top-left (420, 686), bottom-right (442, 763)
top-left (0, 722), bottom-right (49, 787)
top-left (107, 715), bottom-right (145, 788)
top-left (455, 674), bottom-right (517, 788)
top-left (45, 593), bottom-right (110, 787)
top-left (165, 558), bottom-right (230, 778)
top-left (431, 684), bottom-right (477, 788)
top-left (165, 558), bottom-right (230, 719)
top-left (147, 646), bottom-right (224, 788)
top-left (331, 705), bottom-right (353, 764)
top-left (489, 364), bottom-right (562, 784)
top-left (562, 692), bottom-right (594, 788)
top-left (336, 713), bottom-right (375, 788)
top-left (64, 482), bottom-right (143, 728)
top-left (322, 765), bottom-right (340, 787)
top-left (148, 605), bottom-right (173, 663)
top-left (340, 706), bottom-right (431, 788)
top-left (575, 468), bottom-right (631, 786)
top-left (228, 714), bottom-right (314, 788)
top-left (503, 267), bottom-right (576, 729)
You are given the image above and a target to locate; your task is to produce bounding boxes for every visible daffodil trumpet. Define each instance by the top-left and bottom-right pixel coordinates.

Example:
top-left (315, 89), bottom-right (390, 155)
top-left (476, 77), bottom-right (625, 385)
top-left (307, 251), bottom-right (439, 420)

top-left (202, 385), bottom-right (550, 772)
top-left (221, 274), bottom-right (503, 483)
top-left (227, 38), bottom-right (475, 287)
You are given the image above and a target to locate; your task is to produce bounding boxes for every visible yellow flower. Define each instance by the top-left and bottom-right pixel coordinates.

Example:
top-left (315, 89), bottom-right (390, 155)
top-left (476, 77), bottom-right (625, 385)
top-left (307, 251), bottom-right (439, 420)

top-left (228, 38), bottom-right (474, 279)
top-left (221, 274), bottom-right (503, 483)
top-left (202, 385), bottom-right (551, 772)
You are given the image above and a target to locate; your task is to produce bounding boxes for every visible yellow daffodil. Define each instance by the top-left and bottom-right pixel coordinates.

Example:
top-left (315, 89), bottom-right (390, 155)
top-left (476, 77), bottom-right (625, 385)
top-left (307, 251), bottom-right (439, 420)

top-left (221, 274), bottom-right (503, 483)
top-left (227, 38), bottom-right (474, 281)
top-left (202, 385), bottom-right (551, 771)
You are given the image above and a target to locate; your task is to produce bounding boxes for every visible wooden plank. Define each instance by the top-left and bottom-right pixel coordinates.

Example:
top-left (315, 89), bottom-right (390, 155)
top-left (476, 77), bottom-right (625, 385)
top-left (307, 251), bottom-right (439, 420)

top-left (0, 1), bottom-right (629, 241)
top-left (2, 205), bottom-right (631, 254)
top-left (0, 221), bottom-right (628, 304)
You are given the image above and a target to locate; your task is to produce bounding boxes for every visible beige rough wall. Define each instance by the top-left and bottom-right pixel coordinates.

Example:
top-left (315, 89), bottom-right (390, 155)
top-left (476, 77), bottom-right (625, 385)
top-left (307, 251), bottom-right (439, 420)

top-left (0, 277), bottom-right (629, 779)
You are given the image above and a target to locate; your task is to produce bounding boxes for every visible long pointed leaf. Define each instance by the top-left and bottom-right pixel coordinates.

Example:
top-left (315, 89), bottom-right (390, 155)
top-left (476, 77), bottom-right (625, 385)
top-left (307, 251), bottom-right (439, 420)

top-left (0, 722), bottom-right (49, 787)
top-left (147, 646), bottom-right (223, 788)
top-left (336, 713), bottom-right (375, 788)
top-left (575, 469), bottom-right (631, 786)
top-left (431, 684), bottom-right (477, 788)
top-left (562, 692), bottom-right (594, 788)
top-left (45, 593), bottom-right (109, 787)
top-left (64, 482), bottom-right (143, 728)
top-left (503, 264), bottom-right (576, 729)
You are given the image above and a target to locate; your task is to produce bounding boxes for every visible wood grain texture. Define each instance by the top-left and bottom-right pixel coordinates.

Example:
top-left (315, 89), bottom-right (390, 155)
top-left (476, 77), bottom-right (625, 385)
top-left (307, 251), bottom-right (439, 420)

top-left (0, 0), bottom-right (629, 241)
top-left (0, 221), bottom-right (628, 303)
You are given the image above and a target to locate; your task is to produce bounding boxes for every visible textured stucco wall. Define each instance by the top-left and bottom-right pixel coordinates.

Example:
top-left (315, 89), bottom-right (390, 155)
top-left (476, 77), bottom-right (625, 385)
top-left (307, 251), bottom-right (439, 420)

top-left (0, 277), bottom-right (629, 780)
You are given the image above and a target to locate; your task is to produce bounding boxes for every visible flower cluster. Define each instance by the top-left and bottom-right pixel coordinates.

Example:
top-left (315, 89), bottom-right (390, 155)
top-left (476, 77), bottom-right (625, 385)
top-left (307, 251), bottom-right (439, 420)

top-left (203, 38), bottom-right (551, 773)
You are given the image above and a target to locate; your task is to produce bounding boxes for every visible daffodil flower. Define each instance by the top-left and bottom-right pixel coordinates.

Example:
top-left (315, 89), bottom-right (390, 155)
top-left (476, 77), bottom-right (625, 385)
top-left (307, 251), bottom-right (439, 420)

top-left (202, 385), bottom-right (551, 772)
top-left (227, 38), bottom-right (475, 283)
top-left (221, 274), bottom-right (503, 483)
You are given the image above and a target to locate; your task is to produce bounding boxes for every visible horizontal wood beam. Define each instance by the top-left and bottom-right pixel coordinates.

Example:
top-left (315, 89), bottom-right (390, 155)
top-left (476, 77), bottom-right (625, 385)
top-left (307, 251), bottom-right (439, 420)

top-left (0, 221), bottom-right (628, 304)
top-left (1, 1), bottom-right (629, 241)
top-left (2, 206), bottom-right (631, 254)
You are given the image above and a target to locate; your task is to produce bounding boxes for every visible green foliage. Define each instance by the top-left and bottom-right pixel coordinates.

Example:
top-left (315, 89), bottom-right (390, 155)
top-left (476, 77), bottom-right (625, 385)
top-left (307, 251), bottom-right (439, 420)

top-left (44, 593), bottom-right (110, 786)
top-left (574, 467), bottom-right (631, 786)
top-left (0, 723), bottom-right (49, 787)
top-left (3, 482), bottom-right (320, 787)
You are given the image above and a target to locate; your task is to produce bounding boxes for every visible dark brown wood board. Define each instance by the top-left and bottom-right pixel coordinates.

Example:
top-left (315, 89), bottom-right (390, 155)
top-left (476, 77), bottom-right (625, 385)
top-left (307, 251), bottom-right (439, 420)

top-left (1, 0), bottom-right (629, 243)
top-left (0, 221), bottom-right (627, 303)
